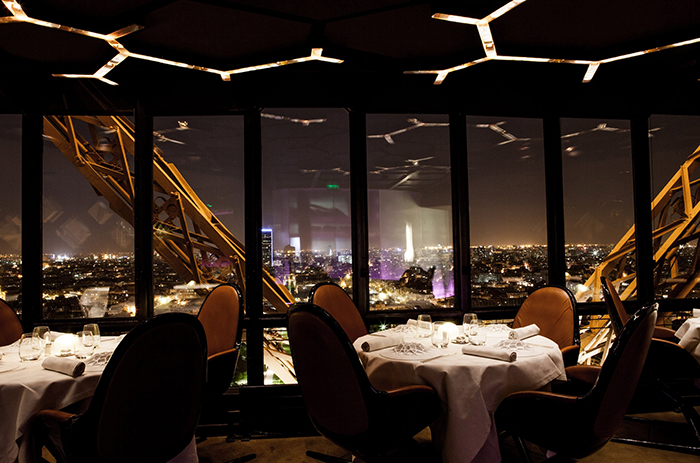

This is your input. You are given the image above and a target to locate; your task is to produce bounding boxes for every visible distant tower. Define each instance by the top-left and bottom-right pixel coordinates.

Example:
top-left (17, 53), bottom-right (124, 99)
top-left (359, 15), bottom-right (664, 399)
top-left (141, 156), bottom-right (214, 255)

top-left (404, 222), bottom-right (415, 263)
top-left (261, 229), bottom-right (273, 268)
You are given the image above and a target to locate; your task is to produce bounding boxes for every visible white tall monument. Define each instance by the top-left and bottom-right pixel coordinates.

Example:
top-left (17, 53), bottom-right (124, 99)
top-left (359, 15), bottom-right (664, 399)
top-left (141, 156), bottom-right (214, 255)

top-left (404, 222), bottom-right (415, 263)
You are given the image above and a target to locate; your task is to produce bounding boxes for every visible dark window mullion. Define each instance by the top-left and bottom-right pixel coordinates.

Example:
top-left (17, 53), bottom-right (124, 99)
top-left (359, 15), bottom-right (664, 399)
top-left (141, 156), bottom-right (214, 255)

top-left (543, 116), bottom-right (566, 287)
top-left (449, 113), bottom-right (470, 313)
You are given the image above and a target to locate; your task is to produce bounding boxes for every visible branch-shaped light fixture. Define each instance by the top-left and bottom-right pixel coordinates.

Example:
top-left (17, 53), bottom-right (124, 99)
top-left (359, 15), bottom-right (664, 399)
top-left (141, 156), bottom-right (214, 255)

top-left (1, 0), bottom-right (343, 85)
top-left (408, 0), bottom-right (700, 85)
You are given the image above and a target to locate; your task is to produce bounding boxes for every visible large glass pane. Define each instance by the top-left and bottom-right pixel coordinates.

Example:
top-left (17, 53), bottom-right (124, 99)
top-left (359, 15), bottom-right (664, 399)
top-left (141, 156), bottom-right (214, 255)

top-left (561, 119), bottom-right (635, 303)
top-left (367, 114), bottom-right (453, 311)
top-left (262, 109), bottom-right (351, 385)
top-left (152, 116), bottom-right (245, 315)
top-left (42, 116), bottom-right (135, 319)
top-left (650, 115), bottom-right (700, 300)
top-left (0, 115), bottom-right (22, 318)
top-left (467, 116), bottom-right (547, 308)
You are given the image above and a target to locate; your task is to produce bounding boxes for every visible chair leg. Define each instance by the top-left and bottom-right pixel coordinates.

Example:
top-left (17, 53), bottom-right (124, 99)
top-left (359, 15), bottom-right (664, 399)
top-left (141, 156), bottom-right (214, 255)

top-left (225, 454), bottom-right (257, 463)
top-left (306, 450), bottom-right (352, 463)
top-left (512, 435), bottom-right (533, 463)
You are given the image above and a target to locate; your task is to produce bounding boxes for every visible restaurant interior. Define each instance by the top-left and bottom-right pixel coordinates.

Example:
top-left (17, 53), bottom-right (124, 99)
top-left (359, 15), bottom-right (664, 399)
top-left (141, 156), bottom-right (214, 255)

top-left (2, 1), bottom-right (700, 462)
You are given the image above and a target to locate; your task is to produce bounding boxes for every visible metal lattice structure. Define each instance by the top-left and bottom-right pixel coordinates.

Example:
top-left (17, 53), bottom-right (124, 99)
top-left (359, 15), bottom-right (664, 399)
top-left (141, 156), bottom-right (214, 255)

top-left (577, 143), bottom-right (700, 303)
top-left (43, 115), bottom-right (295, 313)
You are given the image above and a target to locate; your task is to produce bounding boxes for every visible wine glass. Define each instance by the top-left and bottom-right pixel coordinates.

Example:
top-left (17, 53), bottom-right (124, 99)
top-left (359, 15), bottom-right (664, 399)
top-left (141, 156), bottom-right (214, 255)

top-left (83, 323), bottom-right (101, 348)
top-left (431, 321), bottom-right (450, 348)
top-left (32, 325), bottom-right (51, 348)
top-left (469, 320), bottom-right (487, 346)
top-left (18, 333), bottom-right (42, 361)
top-left (416, 314), bottom-right (433, 338)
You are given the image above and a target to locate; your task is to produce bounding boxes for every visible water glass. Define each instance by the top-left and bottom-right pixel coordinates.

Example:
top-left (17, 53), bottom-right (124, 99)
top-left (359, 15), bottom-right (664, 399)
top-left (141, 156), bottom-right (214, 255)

top-left (469, 321), bottom-right (487, 346)
top-left (416, 314), bottom-right (433, 338)
top-left (463, 313), bottom-right (477, 334)
top-left (18, 333), bottom-right (42, 361)
top-left (32, 325), bottom-right (51, 348)
top-left (75, 331), bottom-right (95, 359)
top-left (431, 322), bottom-right (450, 348)
top-left (83, 323), bottom-right (101, 348)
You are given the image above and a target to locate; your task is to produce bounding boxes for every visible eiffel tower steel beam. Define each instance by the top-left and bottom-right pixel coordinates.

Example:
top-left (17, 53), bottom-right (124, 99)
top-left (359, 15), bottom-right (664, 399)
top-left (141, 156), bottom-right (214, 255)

top-left (42, 115), bottom-right (295, 313)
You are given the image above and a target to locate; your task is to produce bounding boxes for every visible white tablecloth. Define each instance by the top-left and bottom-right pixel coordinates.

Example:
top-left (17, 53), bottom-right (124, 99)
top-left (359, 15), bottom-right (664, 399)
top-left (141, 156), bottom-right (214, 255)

top-left (355, 329), bottom-right (566, 463)
top-left (675, 317), bottom-right (700, 363)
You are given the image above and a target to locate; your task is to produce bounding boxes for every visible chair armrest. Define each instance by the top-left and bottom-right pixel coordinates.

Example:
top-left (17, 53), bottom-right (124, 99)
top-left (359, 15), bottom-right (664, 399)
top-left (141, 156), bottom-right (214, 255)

top-left (653, 326), bottom-right (677, 341)
top-left (560, 345), bottom-right (580, 367)
top-left (36, 409), bottom-right (76, 424)
top-left (384, 385), bottom-right (436, 398)
top-left (504, 390), bottom-right (578, 403)
top-left (565, 365), bottom-right (601, 385)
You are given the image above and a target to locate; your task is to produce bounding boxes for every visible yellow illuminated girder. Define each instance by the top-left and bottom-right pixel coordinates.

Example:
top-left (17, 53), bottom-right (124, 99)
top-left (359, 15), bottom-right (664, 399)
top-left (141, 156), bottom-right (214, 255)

top-left (577, 143), bottom-right (700, 302)
top-left (42, 115), bottom-right (295, 313)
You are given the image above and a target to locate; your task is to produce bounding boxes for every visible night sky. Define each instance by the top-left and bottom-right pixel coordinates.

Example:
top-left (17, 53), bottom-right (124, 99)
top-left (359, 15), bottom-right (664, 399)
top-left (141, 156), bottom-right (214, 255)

top-left (0, 113), bottom-right (699, 255)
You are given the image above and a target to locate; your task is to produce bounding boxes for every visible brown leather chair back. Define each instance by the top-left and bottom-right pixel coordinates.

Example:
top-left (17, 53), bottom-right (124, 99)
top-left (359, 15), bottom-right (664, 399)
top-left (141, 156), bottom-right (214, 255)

top-left (197, 283), bottom-right (244, 397)
top-left (0, 299), bottom-right (22, 346)
top-left (601, 276), bottom-right (628, 336)
top-left (513, 286), bottom-right (579, 349)
top-left (309, 282), bottom-right (367, 343)
top-left (288, 303), bottom-right (371, 436)
top-left (69, 313), bottom-right (207, 462)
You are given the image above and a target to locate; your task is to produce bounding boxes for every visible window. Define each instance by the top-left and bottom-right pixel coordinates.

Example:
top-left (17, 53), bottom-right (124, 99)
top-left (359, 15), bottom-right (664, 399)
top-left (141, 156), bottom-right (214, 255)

top-left (560, 119), bottom-right (635, 303)
top-left (467, 116), bottom-right (547, 308)
top-left (366, 114), bottom-right (453, 311)
top-left (650, 115), bottom-right (700, 300)
top-left (0, 115), bottom-right (22, 316)
top-left (42, 116), bottom-right (136, 319)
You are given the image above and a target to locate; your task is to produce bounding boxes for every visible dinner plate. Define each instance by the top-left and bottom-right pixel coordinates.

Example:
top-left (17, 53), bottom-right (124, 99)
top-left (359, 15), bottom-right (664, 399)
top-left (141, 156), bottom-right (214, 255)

top-left (0, 362), bottom-right (21, 374)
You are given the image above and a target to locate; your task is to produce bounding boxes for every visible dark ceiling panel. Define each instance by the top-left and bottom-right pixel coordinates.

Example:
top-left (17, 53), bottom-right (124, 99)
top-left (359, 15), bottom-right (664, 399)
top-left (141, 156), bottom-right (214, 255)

top-left (120, 0), bottom-right (312, 66)
top-left (493, 0), bottom-right (700, 60)
top-left (218, 0), bottom-right (412, 22)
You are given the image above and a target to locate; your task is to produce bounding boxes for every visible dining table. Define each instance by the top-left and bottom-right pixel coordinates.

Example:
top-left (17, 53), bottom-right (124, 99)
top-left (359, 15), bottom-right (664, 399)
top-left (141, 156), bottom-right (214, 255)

top-left (675, 316), bottom-right (700, 363)
top-left (0, 333), bottom-right (197, 463)
top-left (354, 323), bottom-right (566, 463)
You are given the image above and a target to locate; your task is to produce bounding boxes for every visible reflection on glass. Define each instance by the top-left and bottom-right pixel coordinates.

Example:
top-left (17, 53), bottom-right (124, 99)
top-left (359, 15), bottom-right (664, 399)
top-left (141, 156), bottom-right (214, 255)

top-left (650, 115), bottom-right (700, 300)
top-left (467, 117), bottom-right (546, 308)
top-left (43, 116), bottom-right (135, 319)
top-left (0, 115), bottom-right (22, 318)
top-left (560, 119), bottom-right (635, 303)
top-left (367, 114), bottom-right (453, 311)
top-left (262, 109), bottom-right (351, 307)
top-left (152, 116), bottom-right (245, 316)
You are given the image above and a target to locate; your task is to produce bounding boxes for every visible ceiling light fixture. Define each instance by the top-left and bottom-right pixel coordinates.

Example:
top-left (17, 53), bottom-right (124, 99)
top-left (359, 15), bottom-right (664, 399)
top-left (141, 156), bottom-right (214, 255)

top-left (412, 0), bottom-right (700, 85)
top-left (1, 1), bottom-right (343, 85)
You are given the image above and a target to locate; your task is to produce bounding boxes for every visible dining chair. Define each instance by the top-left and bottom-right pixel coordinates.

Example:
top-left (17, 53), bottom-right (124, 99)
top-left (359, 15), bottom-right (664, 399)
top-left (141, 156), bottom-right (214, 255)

top-left (308, 282), bottom-right (367, 343)
top-left (287, 302), bottom-right (441, 463)
top-left (196, 283), bottom-right (256, 463)
top-left (600, 276), bottom-right (676, 340)
top-left (496, 303), bottom-right (658, 462)
top-left (0, 298), bottom-right (23, 346)
top-left (600, 278), bottom-right (700, 452)
top-left (36, 313), bottom-right (207, 463)
top-left (512, 286), bottom-right (580, 367)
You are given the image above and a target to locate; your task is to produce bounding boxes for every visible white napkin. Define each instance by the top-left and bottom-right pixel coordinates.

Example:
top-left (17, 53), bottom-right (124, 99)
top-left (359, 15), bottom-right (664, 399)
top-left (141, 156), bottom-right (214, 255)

top-left (462, 345), bottom-right (517, 362)
top-left (693, 309), bottom-right (700, 318)
top-left (679, 327), bottom-right (700, 353)
top-left (509, 324), bottom-right (540, 340)
top-left (406, 319), bottom-right (417, 327)
top-left (360, 333), bottom-right (404, 352)
top-left (42, 356), bottom-right (86, 377)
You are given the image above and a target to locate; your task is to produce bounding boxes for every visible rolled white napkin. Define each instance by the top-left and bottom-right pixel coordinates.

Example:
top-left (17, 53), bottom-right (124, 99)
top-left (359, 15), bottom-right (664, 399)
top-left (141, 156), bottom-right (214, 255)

top-left (509, 324), bottom-right (540, 340)
top-left (360, 333), bottom-right (404, 352)
top-left (693, 308), bottom-right (700, 318)
top-left (462, 345), bottom-right (517, 362)
top-left (407, 319), bottom-right (417, 327)
top-left (42, 356), bottom-right (86, 377)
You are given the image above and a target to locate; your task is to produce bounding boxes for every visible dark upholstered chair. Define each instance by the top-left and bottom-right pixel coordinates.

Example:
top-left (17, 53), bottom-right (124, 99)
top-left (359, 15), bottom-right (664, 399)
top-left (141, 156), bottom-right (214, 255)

top-left (600, 276), bottom-right (676, 340)
top-left (309, 282), bottom-right (367, 343)
top-left (496, 303), bottom-right (658, 462)
top-left (198, 283), bottom-right (244, 398)
top-left (37, 313), bottom-right (207, 463)
top-left (287, 302), bottom-right (441, 463)
top-left (0, 298), bottom-right (22, 346)
top-left (600, 278), bottom-right (700, 452)
top-left (512, 286), bottom-right (580, 367)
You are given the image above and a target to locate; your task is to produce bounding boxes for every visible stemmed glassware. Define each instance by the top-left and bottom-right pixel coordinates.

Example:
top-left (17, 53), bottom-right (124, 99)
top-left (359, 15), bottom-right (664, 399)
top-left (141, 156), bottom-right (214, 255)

top-left (74, 331), bottom-right (95, 359)
top-left (416, 314), bottom-right (433, 338)
top-left (463, 313), bottom-right (477, 335)
top-left (18, 333), bottom-right (42, 361)
top-left (83, 323), bottom-right (100, 348)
